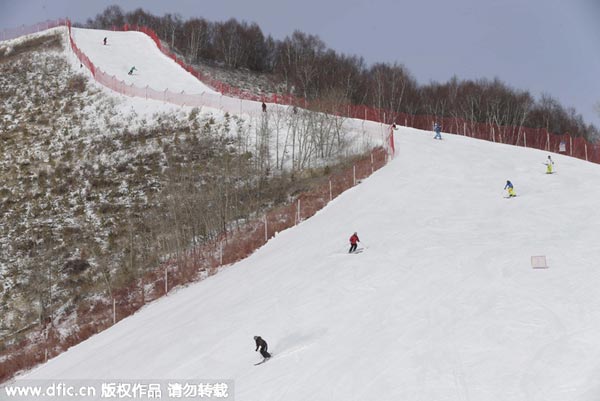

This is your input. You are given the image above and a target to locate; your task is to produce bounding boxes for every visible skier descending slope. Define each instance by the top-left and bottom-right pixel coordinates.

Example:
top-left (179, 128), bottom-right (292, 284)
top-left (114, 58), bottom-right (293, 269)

top-left (254, 336), bottom-right (271, 364)
top-left (349, 232), bottom-right (360, 253)
top-left (504, 180), bottom-right (517, 198)
top-left (544, 155), bottom-right (555, 174)
top-left (433, 122), bottom-right (442, 140)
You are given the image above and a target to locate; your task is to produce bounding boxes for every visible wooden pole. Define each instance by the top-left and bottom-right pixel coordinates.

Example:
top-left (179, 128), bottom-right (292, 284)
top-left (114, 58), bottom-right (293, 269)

top-left (570, 136), bottom-right (573, 156)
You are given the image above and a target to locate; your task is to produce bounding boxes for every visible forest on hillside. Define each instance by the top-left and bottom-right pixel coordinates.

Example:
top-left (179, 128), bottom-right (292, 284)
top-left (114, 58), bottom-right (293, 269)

top-left (83, 5), bottom-right (599, 141)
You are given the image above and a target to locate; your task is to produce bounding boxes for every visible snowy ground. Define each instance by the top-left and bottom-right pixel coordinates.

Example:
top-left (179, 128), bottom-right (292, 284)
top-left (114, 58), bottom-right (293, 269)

top-left (6, 126), bottom-right (600, 401)
top-left (71, 28), bottom-right (217, 95)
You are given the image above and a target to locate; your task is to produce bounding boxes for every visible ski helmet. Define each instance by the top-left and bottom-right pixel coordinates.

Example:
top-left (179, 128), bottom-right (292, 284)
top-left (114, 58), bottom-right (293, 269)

top-left (254, 336), bottom-right (258, 340)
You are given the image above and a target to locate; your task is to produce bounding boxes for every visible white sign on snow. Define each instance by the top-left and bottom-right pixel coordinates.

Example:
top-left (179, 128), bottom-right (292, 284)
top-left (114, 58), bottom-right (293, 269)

top-left (531, 255), bottom-right (548, 269)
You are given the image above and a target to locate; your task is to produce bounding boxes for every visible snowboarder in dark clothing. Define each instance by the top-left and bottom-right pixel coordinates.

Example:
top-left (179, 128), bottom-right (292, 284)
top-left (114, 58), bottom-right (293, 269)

top-left (349, 232), bottom-right (360, 253)
top-left (254, 336), bottom-right (271, 359)
top-left (262, 102), bottom-right (267, 113)
top-left (103, 37), bottom-right (107, 45)
top-left (128, 66), bottom-right (136, 75)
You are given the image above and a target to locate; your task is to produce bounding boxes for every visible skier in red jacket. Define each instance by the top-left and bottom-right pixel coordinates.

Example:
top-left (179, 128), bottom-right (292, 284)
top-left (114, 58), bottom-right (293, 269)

top-left (349, 232), bottom-right (360, 253)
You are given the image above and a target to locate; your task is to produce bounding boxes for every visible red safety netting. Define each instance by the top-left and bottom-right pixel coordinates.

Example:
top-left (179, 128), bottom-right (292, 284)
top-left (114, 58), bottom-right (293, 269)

top-left (0, 19), bottom-right (68, 42)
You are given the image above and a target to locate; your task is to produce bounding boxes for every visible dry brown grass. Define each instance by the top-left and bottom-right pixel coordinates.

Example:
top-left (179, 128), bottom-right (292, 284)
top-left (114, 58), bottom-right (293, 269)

top-left (0, 33), bottom-right (63, 64)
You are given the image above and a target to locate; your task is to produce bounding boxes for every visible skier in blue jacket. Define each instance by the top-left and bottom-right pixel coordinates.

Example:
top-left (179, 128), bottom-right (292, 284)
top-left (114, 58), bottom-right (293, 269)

top-left (433, 123), bottom-right (442, 140)
top-left (504, 180), bottom-right (516, 197)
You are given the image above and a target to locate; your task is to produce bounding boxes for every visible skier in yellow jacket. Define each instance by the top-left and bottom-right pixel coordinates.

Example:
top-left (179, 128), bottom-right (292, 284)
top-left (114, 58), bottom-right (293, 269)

top-left (544, 155), bottom-right (554, 174)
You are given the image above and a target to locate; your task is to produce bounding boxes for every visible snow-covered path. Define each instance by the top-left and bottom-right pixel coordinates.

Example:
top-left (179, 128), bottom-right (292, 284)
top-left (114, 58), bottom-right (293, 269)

top-left (10, 126), bottom-right (600, 401)
top-left (71, 28), bottom-right (217, 95)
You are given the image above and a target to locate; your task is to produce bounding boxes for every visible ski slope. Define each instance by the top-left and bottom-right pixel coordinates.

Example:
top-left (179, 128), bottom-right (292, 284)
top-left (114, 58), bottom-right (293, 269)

top-left (8, 126), bottom-right (600, 401)
top-left (71, 28), bottom-right (217, 95)
top-left (66, 27), bottom-right (387, 154)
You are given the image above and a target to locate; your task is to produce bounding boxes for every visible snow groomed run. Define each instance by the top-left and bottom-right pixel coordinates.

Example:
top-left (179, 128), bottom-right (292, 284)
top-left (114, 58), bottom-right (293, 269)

top-left (5, 26), bottom-right (600, 401)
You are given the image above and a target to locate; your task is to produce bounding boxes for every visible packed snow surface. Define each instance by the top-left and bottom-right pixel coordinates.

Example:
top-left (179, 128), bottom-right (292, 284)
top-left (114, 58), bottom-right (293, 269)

top-left (71, 28), bottom-right (218, 95)
top-left (10, 126), bottom-right (600, 401)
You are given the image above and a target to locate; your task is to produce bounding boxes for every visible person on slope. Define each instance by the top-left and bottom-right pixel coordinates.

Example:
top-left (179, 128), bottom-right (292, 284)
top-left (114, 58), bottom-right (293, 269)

top-left (504, 180), bottom-right (516, 197)
top-left (128, 66), bottom-right (137, 75)
top-left (254, 336), bottom-right (271, 360)
top-left (103, 37), bottom-right (107, 45)
top-left (262, 102), bottom-right (267, 113)
top-left (544, 155), bottom-right (554, 174)
top-left (349, 232), bottom-right (360, 253)
top-left (433, 122), bottom-right (442, 140)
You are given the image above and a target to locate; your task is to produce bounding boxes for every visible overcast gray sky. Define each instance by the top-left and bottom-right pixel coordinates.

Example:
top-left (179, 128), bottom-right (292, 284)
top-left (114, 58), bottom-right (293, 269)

top-left (1, 0), bottom-right (599, 128)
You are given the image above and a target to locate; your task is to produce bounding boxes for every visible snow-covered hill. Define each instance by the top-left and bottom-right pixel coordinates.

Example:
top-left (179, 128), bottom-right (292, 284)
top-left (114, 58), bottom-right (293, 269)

top-left (71, 28), bottom-right (217, 95)
top-left (7, 125), bottom-right (600, 401)
top-left (0, 26), bottom-right (385, 388)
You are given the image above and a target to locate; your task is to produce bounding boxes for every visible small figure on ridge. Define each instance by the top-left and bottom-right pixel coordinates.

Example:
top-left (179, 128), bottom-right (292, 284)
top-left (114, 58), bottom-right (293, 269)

top-left (433, 122), bottom-right (442, 140)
